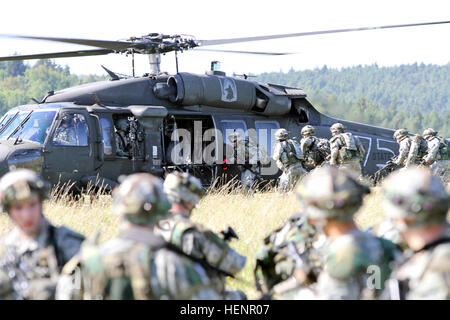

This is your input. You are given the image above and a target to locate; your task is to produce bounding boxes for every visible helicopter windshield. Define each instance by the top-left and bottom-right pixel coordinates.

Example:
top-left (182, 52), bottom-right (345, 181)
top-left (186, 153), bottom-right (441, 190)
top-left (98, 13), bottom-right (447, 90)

top-left (0, 111), bottom-right (17, 130)
top-left (8, 111), bottom-right (57, 144)
top-left (0, 111), bottom-right (31, 140)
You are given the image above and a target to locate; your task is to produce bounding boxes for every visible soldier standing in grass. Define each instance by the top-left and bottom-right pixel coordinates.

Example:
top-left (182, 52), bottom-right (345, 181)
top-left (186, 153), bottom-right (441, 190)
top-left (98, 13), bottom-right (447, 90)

top-left (381, 167), bottom-right (450, 299)
top-left (422, 128), bottom-right (450, 184)
top-left (160, 171), bottom-right (247, 299)
top-left (300, 125), bottom-right (330, 171)
top-left (295, 166), bottom-right (401, 299)
top-left (0, 169), bottom-right (84, 300)
top-left (57, 173), bottom-right (220, 300)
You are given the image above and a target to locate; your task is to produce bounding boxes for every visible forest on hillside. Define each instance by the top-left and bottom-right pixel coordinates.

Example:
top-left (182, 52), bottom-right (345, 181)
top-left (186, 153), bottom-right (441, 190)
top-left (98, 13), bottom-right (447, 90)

top-left (0, 60), bottom-right (448, 136)
top-left (255, 63), bottom-right (449, 136)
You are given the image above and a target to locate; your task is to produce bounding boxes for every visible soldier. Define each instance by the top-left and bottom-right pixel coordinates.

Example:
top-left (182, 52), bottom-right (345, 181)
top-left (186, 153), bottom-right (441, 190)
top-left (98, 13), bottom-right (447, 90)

top-left (160, 171), bottom-right (247, 299)
top-left (392, 128), bottom-right (412, 167)
top-left (273, 128), bottom-right (307, 192)
top-left (300, 125), bottom-right (330, 170)
top-left (115, 118), bottom-right (131, 158)
top-left (57, 173), bottom-right (220, 300)
top-left (382, 167), bottom-right (450, 299)
top-left (227, 132), bottom-right (263, 193)
top-left (406, 133), bottom-right (428, 167)
top-left (295, 166), bottom-right (400, 299)
top-left (422, 128), bottom-right (450, 184)
top-left (53, 115), bottom-right (77, 145)
top-left (0, 169), bottom-right (84, 300)
top-left (254, 213), bottom-right (326, 299)
top-left (329, 123), bottom-right (366, 176)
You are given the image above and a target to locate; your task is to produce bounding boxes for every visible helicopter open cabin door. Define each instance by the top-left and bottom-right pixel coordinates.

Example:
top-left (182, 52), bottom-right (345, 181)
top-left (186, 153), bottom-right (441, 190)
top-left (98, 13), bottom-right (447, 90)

top-left (42, 109), bottom-right (96, 191)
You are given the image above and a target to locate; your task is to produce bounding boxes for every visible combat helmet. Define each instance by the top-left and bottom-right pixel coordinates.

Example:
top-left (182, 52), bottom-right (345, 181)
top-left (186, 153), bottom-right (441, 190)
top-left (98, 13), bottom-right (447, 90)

top-left (116, 118), bottom-right (129, 132)
top-left (330, 123), bottom-right (346, 134)
top-left (422, 128), bottom-right (438, 139)
top-left (393, 128), bottom-right (408, 140)
top-left (0, 169), bottom-right (50, 213)
top-left (274, 128), bottom-right (289, 141)
top-left (112, 173), bottom-right (171, 226)
top-left (382, 167), bottom-right (449, 227)
top-left (164, 171), bottom-right (206, 206)
top-left (301, 125), bottom-right (315, 136)
top-left (296, 166), bottom-right (370, 222)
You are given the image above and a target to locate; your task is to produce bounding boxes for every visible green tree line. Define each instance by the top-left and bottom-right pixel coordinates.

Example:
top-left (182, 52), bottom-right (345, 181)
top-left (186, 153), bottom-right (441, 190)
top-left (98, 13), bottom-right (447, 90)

top-left (256, 63), bottom-right (449, 137)
top-left (0, 59), bottom-right (105, 115)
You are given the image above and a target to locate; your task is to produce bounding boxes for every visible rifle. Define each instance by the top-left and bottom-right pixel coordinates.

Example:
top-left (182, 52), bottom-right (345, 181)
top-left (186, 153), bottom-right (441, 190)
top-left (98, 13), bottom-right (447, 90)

top-left (371, 157), bottom-right (402, 185)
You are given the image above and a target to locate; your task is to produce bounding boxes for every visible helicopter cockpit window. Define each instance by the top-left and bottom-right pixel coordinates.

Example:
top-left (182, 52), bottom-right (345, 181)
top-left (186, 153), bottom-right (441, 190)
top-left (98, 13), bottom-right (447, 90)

top-left (52, 113), bottom-right (89, 146)
top-left (9, 111), bottom-right (57, 144)
top-left (100, 117), bottom-right (113, 156)
top-left (0, 111), bottom-right (32, 140)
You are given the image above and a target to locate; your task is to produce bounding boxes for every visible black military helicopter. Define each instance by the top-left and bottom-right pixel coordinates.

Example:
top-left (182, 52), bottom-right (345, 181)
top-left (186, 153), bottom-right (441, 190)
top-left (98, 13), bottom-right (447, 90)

top-left (0, 21), bottom-right (448, 191)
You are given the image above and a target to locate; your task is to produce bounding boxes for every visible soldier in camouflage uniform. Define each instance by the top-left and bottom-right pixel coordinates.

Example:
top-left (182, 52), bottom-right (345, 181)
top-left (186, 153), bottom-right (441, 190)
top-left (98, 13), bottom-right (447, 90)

top-left (406, 133), bottom-right (428, 167)
top-left (227, 132), bottom-right (264, 193)
top-left (422, 128), bottom-right (450, 184)
top-left (329, 123), bottom-right (366, 177)
top-left (273, 128), bottom-right (307, 192)
top-left (382, 167), bottom-right (450, 299)
top-left (300, 125), bottom-right (330, 170)
top-left (0, 169), bottom-right (84, 300)
top-left (53, 115), bottom-right (77, 146)
top-left (114, 118), bottom-right (131, 158)
top-left (160, 171), bottom-right (247, 299)
top-left (392, 129), bottom-right (412, 167)
top-left (296, 166), bottom-right (401, 299)
top-left (56, 173), bottom-right (220, 300)
top-left (254, 213), bottom-right (327, 299)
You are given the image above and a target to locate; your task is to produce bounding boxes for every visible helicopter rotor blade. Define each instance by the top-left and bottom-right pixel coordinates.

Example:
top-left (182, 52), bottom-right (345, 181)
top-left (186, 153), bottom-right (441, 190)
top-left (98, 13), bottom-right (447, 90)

top-left (0, 49), bottom-right (114, 61)
top-left (198, 20), bottom-right (450, 46)
top-left (193, 48), bottom-right (294, 55)
top-left (0, 34), bottom-right (136, 51)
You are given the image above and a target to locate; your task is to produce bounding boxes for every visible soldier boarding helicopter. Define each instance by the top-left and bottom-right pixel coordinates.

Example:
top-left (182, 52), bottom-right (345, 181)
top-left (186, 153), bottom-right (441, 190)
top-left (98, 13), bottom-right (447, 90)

top-left (0, 20), bottom-right (448, 191)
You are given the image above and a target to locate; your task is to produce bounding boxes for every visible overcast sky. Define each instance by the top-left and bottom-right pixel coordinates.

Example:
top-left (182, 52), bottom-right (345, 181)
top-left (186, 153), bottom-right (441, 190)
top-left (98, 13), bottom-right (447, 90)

top-left (0, 0), bottom-right (449, 76)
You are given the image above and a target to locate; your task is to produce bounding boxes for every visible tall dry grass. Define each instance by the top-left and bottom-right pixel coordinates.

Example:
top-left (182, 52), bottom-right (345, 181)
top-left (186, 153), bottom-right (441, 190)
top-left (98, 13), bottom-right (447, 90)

top-left (0, 182), bottom-right (387, 299)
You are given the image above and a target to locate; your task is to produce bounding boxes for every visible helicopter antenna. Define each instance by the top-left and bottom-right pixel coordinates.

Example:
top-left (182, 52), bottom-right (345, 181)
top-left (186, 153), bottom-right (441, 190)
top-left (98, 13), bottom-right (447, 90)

top-left (175, 50), bottom-right (179, 74)
top-left (132, 51), bottom-right (135, 77)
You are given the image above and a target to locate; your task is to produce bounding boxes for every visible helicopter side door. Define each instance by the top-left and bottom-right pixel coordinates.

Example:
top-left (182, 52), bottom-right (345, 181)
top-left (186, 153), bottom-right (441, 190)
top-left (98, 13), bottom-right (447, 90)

top-left (42, 109), bottom-right (96, 190)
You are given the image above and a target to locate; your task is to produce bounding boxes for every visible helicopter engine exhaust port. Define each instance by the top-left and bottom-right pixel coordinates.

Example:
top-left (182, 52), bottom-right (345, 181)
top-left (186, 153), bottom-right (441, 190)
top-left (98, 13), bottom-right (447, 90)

top-left (153, 72), bottom-right (292, 116)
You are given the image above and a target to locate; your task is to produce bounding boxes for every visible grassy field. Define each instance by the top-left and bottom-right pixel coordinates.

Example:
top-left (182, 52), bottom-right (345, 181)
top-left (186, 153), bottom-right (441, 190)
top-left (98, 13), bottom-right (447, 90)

top-left (0, 187), bottom-right (387, 299)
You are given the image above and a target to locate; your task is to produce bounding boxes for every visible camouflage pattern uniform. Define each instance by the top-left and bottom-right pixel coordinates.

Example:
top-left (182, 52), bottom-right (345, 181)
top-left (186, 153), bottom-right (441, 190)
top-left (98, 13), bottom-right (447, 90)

top-left (406, 134), bottom-right (428, 167)
top-left (254, 213), bottom-right (327, 299)
top-left (423, 128), bottom-right (450, 184)
top-left (273, 128), bottom-right (307, 191)
top-left (392, 129), bottom-right (412, 167)
top-left (0, 169), bottom-right (84, 300)
top-left (57, 173), bottom-right (220, 300)
top-left (115, 118), bottom-right (131, 157)
top-left (160, 172), bottom-right (247, 299)
top-left (300, 125), bottom-right (330, 170)
top-left (228, 132), bottom-right (263, 192)
top-left (329, 123), bottom-right (366, 176)
top-left (382, 167), bottom-right (450, 299)
top-left (296, 166), bottom-right (400, 299)
top-left (53, 116), bottom-right (77, 146)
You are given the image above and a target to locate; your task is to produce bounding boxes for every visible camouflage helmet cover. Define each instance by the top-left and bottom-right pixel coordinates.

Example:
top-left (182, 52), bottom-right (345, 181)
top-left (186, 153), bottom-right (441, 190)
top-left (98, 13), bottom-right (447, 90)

top-left (112, 173), bottom-right (171, 226)
top-left (164, 171), bottom-right (206, 206)
top-left (301, 125), bottom-right (316, 136)
top-left (422, 128), bottom-right (438, 138)
top-left (382, 167), bottom-right (449, 226)
top-left (330, 123), bottom-right (346, 133)
top-left (274, 128), bottom-right (289, 141)
top-left (116, 118), bottom-right (129, 132)
top-left (296, 166), bottom-right (370, 221)
top-left (0, 169), bottom-right (50, 213)
top-left (393, 128), bottom-right (408, 140)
